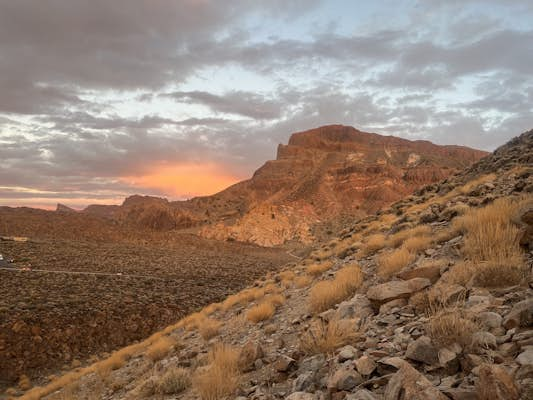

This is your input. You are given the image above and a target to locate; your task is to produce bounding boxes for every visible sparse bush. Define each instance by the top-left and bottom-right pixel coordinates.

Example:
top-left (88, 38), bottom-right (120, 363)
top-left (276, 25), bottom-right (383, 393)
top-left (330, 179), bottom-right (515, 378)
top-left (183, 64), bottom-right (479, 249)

top-left (427, 308), bottom-right (478, 347)
top-left (300, 319), bottom-right (361, 354)
top-left (309, 264), bottom-right (363, 313)
top-left (377, 248), bottom-right (415, 279)
top-left (306, 261), bottom-right (333, 277)
top-left (146, 336), bottom-right (176, 362)
top-left (193, 344), bottom-right (240, 400)
top-left (157, 367), bottom-right (191, 395)
top-left (199, 318), bottom-right (222, 340)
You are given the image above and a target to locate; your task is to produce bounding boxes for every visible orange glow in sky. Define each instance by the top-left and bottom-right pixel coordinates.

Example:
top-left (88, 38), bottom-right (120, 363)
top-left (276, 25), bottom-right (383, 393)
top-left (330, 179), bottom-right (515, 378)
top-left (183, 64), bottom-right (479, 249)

top-left (122, 163), bottom-right (243, 198)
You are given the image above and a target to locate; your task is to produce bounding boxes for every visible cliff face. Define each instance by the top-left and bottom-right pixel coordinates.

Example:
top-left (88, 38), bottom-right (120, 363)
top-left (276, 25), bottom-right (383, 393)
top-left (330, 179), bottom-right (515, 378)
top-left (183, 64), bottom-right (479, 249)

top-left (197, 125), bottom-right (488, 245)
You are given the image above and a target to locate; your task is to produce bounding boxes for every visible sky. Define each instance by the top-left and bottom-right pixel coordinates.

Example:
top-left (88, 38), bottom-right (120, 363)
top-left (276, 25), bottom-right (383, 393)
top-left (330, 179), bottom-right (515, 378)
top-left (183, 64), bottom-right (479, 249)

top-left (0, 0), bottom-right (532, 209)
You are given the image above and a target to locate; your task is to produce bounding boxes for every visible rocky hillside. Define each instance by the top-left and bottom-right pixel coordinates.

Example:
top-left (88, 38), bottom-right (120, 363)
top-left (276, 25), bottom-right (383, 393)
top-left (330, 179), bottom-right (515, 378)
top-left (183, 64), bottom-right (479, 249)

top-left (83, 125), bottom-right (487, 246)
top-left (11, 130), bottom-right (532, 400)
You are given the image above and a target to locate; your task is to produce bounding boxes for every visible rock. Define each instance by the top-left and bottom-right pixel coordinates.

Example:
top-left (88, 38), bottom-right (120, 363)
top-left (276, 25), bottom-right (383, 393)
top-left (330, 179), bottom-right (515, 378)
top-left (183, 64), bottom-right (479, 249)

top-left (355, 355), bottom-right (377, 376)
top-left (465, 295), bottom-right (492, 312)
top-left (367, 278), bottom-right (432, 305)
top-left (503, 298), bottom-right (533, 329)
top-left (460, 354), bottom-right (484, 373)
top-left (345, 389), bottom-right (378, 400)
top-left (476, 311), bottom-right (503, 330)
top-left (338, 345), bottom-right (359, 362)
top-left (398, 265), bottom-right (441, 284)
top-left (476, 363), bottom-right (519, 400)
top-left (238, 341), bottom-right (264, 372)
top-left (298, 354), bottom-right (326, 374)
top-left (379, 299), bottom-right (407, 314)
top-left (337, 295), bottom-right (374, 320)
top-left (471, 331), bottom-right (497, 353)
top-left (327, 368), bottom-right (363, 391)
top-left (293, 371), bottom-right (316, 392)
top-left (442, 387), bottom-right (478, 400)
top-left (438, 346), bottom-right (459, 373)
top-left (286, 392), bottom-right (316, 400)
top-left (405, 336), bottom-right (439, 365)
top-left (384, 362), bottom-right (448, 400)
top-left (517, 349), bottom-right (533, 366)
top-left (275, 355), bottom-right (296, 372)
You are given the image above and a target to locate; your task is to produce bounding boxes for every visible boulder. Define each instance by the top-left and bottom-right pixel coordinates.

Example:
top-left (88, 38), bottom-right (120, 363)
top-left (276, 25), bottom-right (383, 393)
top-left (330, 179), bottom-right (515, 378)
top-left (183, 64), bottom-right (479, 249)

top-left (367, 278), bottom-right (431, 305)
top-left (503, 298), bottom-right (533, 329)
top-left (338, 345), bottom-right (359, 362)
top-left (405, 336), bottom-right (439, 365)
top-left (337, 295), bottom-right (374, 320)
top-left (476, 363), bottom-right (519, 400)
top-left (517, 349), bottom-right (533, 366)
top-left (345, 389), bottom-right (379, 400)
top-left (384, 362), bottom-right (448, 400)
top-left (275, 355), bottom-right (296, 372)
top-left (355, 355), bottom-right (377, 376)
top-left (327, 368), bottom-right (363, 391)
top-left (293, 371), bottom-right (316, 392)
top-left (238, 341), bottom-right (264, 372)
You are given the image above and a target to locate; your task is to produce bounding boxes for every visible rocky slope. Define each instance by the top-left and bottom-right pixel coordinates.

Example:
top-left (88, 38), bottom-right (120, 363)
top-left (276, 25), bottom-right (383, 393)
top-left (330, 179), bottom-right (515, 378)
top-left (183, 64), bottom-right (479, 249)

top-left (11, 130), bottom-right (532, 400)
top-left (83, 125), bottom-right (487, 246)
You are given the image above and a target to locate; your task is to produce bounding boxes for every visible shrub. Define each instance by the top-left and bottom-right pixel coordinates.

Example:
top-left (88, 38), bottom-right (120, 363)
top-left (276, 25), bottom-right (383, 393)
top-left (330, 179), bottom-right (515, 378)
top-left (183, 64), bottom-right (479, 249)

top-left (300, 319), bottom-right (360, 354)
top-left (199, 318), bottom-right (222, 340)
top-left (146, 336), bottom-right (176, 362)
top-left (377, 248), bottom-right (415, 279)
top-left (309, 264), bottom-right (363, 313)
top-left (306, 261), bottom-right (333, 277)
top-left (427, 308), bottom-right (478, 347)
top-left (193, 344), bottom-right (240, 400)
top-left (157, 367), bottom-right (191, 395)
top-left (246, 302), bottom-right (275, 323)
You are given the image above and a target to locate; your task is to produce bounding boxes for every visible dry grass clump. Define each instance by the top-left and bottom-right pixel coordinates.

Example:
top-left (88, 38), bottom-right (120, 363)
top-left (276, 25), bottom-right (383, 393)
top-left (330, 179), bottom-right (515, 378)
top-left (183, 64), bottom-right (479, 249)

top-left (146, 336), bottom-right (176, 362)
top-left (199, 318), bottom-right (222, 340)
top-left (377, 248), bottom-right (416, 279)
top-left (387, 225), bottom-right (432, 248)
top-left (246, 294), bottom-right (285, 323)
top-left (457, 173), bottom-right (496, 195)
top-left (452, 196), bottom-right (528, 286)
top-left (294, 275), bottom-right (312, 288)
top-left (157, 367), bottom-right (191, 395)
top-left (427, 308), bottom-right (478, 347)
top-left (221, 287), bottom-right (266, 311)
top-left (300, 319), bottom-right (361, 354)
top-left (360, 233), bottom-right (386, 256)
top-left (402, 235), bottom-right (433, 253)
top-left (278, 270), bottom-right (296, 287)
top-left (306, 260), bottom-right (334, 277)
top-left (193, 344), bottom-right (240, 400)
top-left (309, 264), bottom-right (363, 313)
top-left (202, 302), bottom-right (222, 316)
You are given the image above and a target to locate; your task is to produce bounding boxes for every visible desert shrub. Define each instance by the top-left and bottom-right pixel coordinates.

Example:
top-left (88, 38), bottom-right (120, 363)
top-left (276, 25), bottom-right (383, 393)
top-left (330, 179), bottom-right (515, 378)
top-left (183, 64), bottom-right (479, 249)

top-left (193, 344), bottom-right (240, 400)
top-left (427, 308), bottom-right (478, 347)
top-left (246, 302), bottom-right (275, 323)
top-left (199, 318), bottom-right (222, 340)
top-left (360, 234), bottom-right (386, 256)
top-left (300, 319), bottom-right (361, 354)
top-left (387, 225), bottom-right (432, 248)
top-left (306, 261), bottom-right (333, 277)
top-left (146, 336), bottom-right (176, 362)
top-left (377, 248), bottom-right (415, 279)
top-left (453, 196), bottom-right (528, 286)
top-left (309, 264), bottom-right (363, 313)
top-left (294, 275), bottom-right (312, 288)
top-left (157, 367), bottom-right (191, 395)
top-left (402, 235), bottom-right (433, 253)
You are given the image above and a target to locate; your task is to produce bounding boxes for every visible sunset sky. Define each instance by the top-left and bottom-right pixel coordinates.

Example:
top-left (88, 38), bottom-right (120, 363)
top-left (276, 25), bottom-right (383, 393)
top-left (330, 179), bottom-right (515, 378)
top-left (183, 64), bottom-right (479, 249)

top-left (0, 0), bottom-right (532, 209)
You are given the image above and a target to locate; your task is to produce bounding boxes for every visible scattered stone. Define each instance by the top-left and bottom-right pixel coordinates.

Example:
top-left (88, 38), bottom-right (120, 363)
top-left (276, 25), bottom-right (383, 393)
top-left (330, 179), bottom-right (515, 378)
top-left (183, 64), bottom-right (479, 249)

top-left (517, 349), bottom-right (533, 366)
top-left (338, 345), bottom-right (359, 362)
top-left (476, 311), bottom-right (503, 330)
top-left (275, 355), bottom-right (296, 372)
top-left (405, 336), bottom-right (439, 365)
top-left (327, 368), bottom-right (363, 391)
top-left (379, 299), bottom-right (407, 314)
top-left (238, 341), bottom-right (264, 372)
top-left (355, 355), bottom-right (377, 376)
top-left (337, 295), bottom-right (374, 320)
top-left (298, 354), bottom-right (326, 374)
top-left (476, 363), bottom-right (519, 400)
top-left (367, 278), bottom-right (431, 305)
top-left (471, 331), bottom-right (497, 353)
top-left (398, 265), bottom-right (441, 284)
top-left (503, 298), bottom-right (533, 329)
top-left (345, 389), bottom-right (379, 400)
top-left (293, 371), bottom-right (316, 392)
top-left (286, 392), bottom-right (316, 400)
top-left (384, 361), bottom-right (448, 400)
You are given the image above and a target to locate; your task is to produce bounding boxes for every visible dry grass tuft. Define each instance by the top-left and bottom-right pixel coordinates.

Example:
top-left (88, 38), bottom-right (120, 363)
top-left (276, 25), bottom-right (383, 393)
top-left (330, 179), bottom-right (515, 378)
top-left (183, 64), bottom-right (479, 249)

top-left (360, 233), bottom-right (386, 256)
top-left (306, 261), bottom-right (334, 277)
top-left (199, 318), bottom-right (222, 340)
top-left (387, 225), bottom-right (432, 248)
top-left (246, 302), bottom-right (275, 323)
top-left (377, 248), bottom-right (415, 279)
top-left (309, 264), bottom-right (363, 313)
top-left (426, 308), bottom-right (478, 347)
top-left (157, 367), bottom-right (191, 395)
top-left (402, 235), bottom-right (433, 253)
top-left (452, 196), bottom-right (528, 286)
top-left (300, 319), bottom-right (361, 354)
top-left (294, 275), bottom-right (312, 288)
top-left (146, 336), bottom-right (176, 362)
top-left (265, 293), bottom-right (286, 307)
top-left (193, 344), bottom-right (240, 400)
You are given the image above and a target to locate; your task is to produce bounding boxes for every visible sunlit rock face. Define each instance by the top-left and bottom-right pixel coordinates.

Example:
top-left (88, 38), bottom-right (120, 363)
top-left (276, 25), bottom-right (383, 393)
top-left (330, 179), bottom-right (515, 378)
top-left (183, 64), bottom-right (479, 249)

top-left (80, 125), bottom-right (488, 246)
